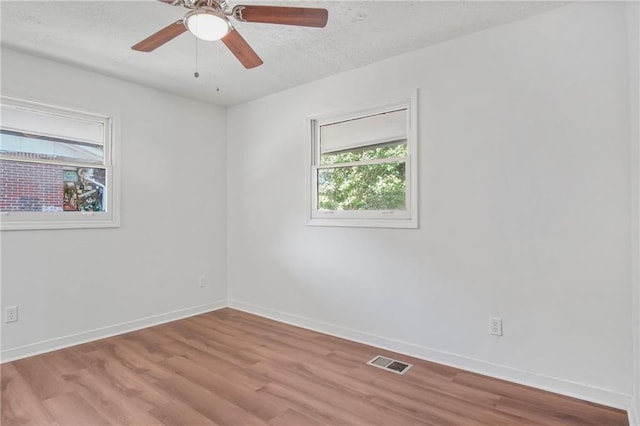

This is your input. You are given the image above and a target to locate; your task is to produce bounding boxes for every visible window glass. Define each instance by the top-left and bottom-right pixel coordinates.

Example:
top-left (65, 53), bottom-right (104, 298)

top-left (317, 162), bottom-right (406, 211)
top-left (320, 140), bottom-right (407, 165)
top-left (1, 131), bottom-right (104, 164)
top-left (0, 160), bottom-right (106, 213)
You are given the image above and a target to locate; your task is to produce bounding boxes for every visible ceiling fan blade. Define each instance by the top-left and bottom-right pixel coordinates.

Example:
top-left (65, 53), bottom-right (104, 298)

top-left (221, 28), bottom-right (263, 69)
top-left (232, 5), bottom-right (328, 28)
top-left (132, 20), bottom-right (186, 52)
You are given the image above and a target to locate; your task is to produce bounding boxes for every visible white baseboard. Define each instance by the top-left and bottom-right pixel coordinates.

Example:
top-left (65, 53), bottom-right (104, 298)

top-left (0, 300), bottom-right (227, 363)
top-left (228, 299), bottom-right (632, 413)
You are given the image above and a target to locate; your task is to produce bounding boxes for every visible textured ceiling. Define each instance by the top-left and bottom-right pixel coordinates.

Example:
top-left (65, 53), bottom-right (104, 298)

top-left (1, 1), bottom-right (567, 106)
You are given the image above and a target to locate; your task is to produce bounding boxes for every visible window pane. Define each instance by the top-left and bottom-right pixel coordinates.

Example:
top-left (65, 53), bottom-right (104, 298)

top-left (317, 162), bottom-right (406, 210)
top-left (0, 160), bottom-right (106, 212)
top-left (321, 140), bottom-right (407, 165)
top-left (63, 166), bottom-right (106, 212)
top-left (0, 131), bottom-right (104, 165)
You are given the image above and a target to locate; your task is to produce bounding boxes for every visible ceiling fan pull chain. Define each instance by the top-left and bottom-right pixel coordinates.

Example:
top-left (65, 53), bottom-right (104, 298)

top-left (194, 28), bottom-right (200, 78)
top-left (214, 44), bottom-right (220, 92)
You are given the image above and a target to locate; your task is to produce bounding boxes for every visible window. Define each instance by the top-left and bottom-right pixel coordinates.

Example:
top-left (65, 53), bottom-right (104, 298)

top-left (308, 90), bottom-right (418, 228)
top-left (0, 97), bottom-right (118, 230)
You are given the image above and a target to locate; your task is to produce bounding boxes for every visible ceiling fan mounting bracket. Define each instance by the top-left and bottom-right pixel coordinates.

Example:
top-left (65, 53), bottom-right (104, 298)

top-left (182, 0), bottom-right (228, 11)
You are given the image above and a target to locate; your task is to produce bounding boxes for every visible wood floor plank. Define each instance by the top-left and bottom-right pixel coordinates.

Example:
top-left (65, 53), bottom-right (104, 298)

top-left (60, 368), bottom-right (162, 425)
top-left (257, 381), bottom-right (376, 426)
top-left (206, 311), bottom-right (332, 356)
top-left (76, 347), bottom-right (170, 411)
top-left (268, 408), bottom-right (329, 426)
top-left (10, 354), bottom-right (70, 401)
top-left (154, 374), bottom-right (268, 426)
top-left (118, 329), bottom-right (176, 363)
top-left (1, 309), bottom-right (629, 426)
top-left (148, 400), bottom-right (219, 426)
top-left (243, 339), bottom-right (356, 376)
top-left (43, 349), bottom-right (86, 376)
top-left (41, 392), bottom-right (111, 426)
top-left (100, 337), bottom-right (174, 382)
top-left (159, 355), bottom-right (290, 422)
top-left (161, 340), bottom-right (269, 390)
top-left (0, 363), bottom-right (58, 426)
top-left (161, 323), bottom-right (262, 369)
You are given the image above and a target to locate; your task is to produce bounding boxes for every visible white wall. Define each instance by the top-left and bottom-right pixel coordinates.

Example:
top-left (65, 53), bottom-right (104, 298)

top-left (628, 0), bottom-right (640, 422)
top-left (227, 2), bottom-right (633, 409)
top-left (0, 48), bottom-right (228, 360)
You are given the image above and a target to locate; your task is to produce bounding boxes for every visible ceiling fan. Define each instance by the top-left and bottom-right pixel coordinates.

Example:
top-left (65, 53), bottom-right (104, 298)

top-left (132, 0), bottom-right (328, 69)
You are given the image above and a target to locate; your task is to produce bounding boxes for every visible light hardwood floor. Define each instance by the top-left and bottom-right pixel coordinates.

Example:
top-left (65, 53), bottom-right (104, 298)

top-left (1, 308), bottom-right (629, 425)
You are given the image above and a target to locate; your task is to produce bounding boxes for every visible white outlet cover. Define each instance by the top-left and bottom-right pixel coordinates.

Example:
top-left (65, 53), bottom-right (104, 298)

top-left (489, 317), bottom-right (502, 336)
top-left (5, 306), bottom-right (18, 323)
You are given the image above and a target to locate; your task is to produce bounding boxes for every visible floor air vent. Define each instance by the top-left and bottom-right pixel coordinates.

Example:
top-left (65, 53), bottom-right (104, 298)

top-left (367, 355), bottom-right (412, 375)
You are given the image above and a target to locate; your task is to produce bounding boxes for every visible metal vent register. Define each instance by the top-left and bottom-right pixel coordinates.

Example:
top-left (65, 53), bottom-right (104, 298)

top-left (367, 355), bottom-right (412, 375)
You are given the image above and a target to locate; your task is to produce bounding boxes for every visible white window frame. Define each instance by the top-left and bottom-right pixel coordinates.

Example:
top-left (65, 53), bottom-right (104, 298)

top-left (0, 96), bottom-right (119, 231)
top-left (307, 89), bottom-right (418, 228)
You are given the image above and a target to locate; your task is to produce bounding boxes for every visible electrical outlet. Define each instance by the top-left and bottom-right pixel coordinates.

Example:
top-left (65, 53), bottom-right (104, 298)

top-left (5, 306), bottom-right (18, 323)
top-left (489, 317), bottom-right (502, 336)
top-left (198, 275), bottom-right (206, 288)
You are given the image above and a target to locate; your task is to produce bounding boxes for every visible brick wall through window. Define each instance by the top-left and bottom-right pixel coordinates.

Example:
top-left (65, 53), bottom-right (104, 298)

top-left (0, 160), bottom-right (63, 212)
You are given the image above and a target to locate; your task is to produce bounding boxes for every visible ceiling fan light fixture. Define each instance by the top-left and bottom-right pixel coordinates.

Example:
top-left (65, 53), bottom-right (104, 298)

top-left (184, 7), bottom-right (231, 41)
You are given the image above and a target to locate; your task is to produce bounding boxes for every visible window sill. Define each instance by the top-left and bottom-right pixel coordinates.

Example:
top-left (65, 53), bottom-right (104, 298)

top-left (307, 216), bottom-right (417, 229)
top-left (0, 213), bottom-right (120, 231)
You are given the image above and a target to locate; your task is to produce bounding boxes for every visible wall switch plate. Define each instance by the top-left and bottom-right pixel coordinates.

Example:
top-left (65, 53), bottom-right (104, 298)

top-left (5, 306), bottom-right (18, 323)
top-left (198, 275), bottom-right (206, 288)
top-left (489, 317), bottom-right (502, 336)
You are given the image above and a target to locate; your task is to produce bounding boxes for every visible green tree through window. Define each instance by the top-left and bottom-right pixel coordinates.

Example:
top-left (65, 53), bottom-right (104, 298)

top-left (318, 143), bottom-right (407, 210)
